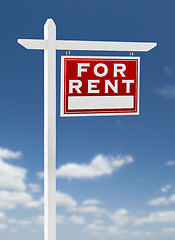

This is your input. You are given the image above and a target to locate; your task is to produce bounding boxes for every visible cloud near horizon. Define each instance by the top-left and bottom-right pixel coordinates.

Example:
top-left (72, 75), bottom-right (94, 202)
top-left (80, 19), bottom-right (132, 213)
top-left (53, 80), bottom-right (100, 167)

top-left (148, 193), bottom-right (175, 206)
top-left (38, 154), bottom-right (134, 180)
top-left (0, 148), bottom-right (22, 160)
top-left (0, 147), bottom-right (26, 191)
top-left (166, 160), bottom-right (175, 166)
top-left (0, 159), bottom-right (27, 191)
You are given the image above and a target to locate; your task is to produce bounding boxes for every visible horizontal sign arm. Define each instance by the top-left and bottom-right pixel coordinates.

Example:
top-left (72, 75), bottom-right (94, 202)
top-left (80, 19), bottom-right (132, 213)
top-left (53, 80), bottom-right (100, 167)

top-left (56, 40), bottom-right (157, 52)
top-left (18, 39), bottom-right (157, 52)
top-left (17, 39), bottom-right (46, 49)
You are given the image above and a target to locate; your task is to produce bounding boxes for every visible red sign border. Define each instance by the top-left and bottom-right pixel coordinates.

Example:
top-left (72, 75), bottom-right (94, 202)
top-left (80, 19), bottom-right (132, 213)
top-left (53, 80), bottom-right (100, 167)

top-left (60, 56), bottom-right (140, 117)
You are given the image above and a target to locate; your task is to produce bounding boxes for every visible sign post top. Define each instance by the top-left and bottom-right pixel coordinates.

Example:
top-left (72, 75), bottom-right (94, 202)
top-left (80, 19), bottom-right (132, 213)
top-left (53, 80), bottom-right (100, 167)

top-left (18, 18), bottom-right (157, 52)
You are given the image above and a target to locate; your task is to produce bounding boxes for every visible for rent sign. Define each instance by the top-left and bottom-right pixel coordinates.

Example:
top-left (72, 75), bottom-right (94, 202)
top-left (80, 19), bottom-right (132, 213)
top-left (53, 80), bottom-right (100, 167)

top-left (61, 56), bottom-right (140, 116)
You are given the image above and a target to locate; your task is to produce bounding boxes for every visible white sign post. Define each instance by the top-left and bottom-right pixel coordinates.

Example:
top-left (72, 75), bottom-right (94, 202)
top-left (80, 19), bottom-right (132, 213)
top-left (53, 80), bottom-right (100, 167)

top-left (18, 18), bottom-right (157, 240)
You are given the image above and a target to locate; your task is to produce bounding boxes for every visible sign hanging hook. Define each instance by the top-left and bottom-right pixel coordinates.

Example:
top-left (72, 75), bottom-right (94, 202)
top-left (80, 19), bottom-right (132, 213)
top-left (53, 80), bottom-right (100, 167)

top-left (66, 50), bottom-right (70, 56)
top-left (130, 51), bottom-right (134, 57)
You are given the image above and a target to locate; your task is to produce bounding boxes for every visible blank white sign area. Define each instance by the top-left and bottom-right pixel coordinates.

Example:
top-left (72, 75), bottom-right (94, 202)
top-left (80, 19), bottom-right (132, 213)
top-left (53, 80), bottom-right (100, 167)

top-left (68, 96), bottom-right (134, 110)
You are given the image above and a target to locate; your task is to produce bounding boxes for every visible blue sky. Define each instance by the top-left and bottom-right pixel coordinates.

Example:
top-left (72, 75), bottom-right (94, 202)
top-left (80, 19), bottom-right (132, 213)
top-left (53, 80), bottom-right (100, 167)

top-left (0, 0), bottom-right (175, 239)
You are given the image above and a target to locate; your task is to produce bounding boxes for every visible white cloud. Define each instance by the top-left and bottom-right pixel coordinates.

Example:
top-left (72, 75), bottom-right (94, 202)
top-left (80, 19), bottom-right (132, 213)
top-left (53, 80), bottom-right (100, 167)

top-left (68, 215), bottom-right (86, 224)
top-left (157, 85), bottom-right (175, 99)
top-left (162, 228), bottom-right (175, 234)
top-left (144, 232), bottom-right (154, 237)
top-left (17, 191), bottom-right (77, 210)
top-left (166, 160), bottom-right (175, 166)
top-left (54, 154), bottom-right (133, 180)
top-left (0, 148), bottom-right (22, 159)
top-left (0, 191), bottom-right (44, 210)
top-left (148, 193), bottom-right (175, 206)
top-left (84, 221), bottom-right (154, 238)
top-left (0, 147), bottom-right (26, 191)
top-left (0, 191), bottom-right (33, 210)
top-left (107, 226), bottom-right (122, 235)
top-left (56, 192), bottom-right (77, 209)
top-left (130, 231), bottom-right (153, 237)
top-left (85, 224), bottom-right (125, 237)
top-left (33, 215), bottom-right (44, 225)
top-left (24, 191), bottom-right (77, 210)
top-left (8, 218), bottom-right (31, 225)
top-left (0, 224), bottom-right (7, 231)
top-left (56, 215), bottom-right (86, 225)
top-left (93, 219), bottom-right (104, 224)
top-left (163, 65), bottom-right (174, 76)
top-left (86, 223), bottom-right (105, 231)
top-left (25, 197), bottom-right (43, 208)
top-left (108, 208), bottom-right (175, 227)
top-left (10, 228), bottom-right (18, 233)
top-left (148, 197), bottom-right (169, 206)
top-left (133, 211), bottom-right (175, 225)
top-left (0, 158), bottom-right (27, 191)
top-left (169, 194), bottom-right (175, 203)
top-left (34, 215), bottom-right (85, 225)
top-left (56, 215), bottom-right (66, 224)
top-left (130, 231), bottom-right (142, 237)
top-left (28, 184), bottom-right (41, 193)
top-left (37, 172), bottom-right (43, 178)
top-left (161, 184), bottom-right (172, 193)
top-left (0, 212), bottom-right (6, 219)
top-left (70, 206), bottom-right (107, 217)
top-left (84, 224), bottom-right (126, 237)
top-left (82, 199), bottom-right (101, 205)
top-left (109, 209), bottom-right (130, 226)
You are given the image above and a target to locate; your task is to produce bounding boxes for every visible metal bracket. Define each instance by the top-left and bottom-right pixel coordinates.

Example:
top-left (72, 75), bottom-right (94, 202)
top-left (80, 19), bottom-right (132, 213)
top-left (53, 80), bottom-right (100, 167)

top-left (66, 50), bottom-right (70, 56)
top-left (130, 51), bottom-right (134, 57)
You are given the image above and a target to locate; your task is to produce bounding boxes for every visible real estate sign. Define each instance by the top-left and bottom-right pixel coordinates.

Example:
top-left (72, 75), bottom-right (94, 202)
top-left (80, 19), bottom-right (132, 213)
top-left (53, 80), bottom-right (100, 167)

top-left (61, 56), bottom-right (140, 116)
